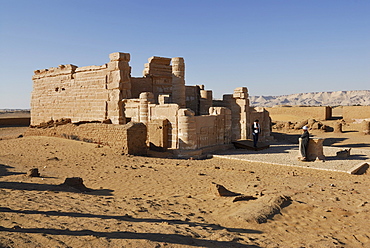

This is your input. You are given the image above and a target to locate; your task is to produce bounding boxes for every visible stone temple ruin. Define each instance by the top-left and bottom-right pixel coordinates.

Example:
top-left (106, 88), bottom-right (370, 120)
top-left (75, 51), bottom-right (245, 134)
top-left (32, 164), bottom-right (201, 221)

top-left (29, 52), bottom-right (273, 157)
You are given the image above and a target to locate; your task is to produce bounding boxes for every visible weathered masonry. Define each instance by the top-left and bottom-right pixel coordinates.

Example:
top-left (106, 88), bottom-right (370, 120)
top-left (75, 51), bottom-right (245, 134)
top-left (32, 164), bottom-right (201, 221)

top-left (31, 52), bottom-right (273, 157)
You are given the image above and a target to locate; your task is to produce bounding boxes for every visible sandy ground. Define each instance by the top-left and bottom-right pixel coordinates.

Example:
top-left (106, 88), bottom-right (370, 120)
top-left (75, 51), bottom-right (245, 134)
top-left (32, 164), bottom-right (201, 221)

top-left (0, 121), bottom-right (370, 247)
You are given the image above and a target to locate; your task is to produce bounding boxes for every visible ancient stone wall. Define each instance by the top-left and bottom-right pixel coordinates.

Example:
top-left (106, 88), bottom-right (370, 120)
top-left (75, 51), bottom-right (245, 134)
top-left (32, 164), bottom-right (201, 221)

top-left (31, 53), bottom-right (131, 126)
top-left (265, 106), bottom-right (332, 121)
top-left (24, 122), bottom-right (147, 155)
top-left (342, 106), bottom-right (370, 122)
top-left (31, 52), bottom-right (274, 158)
top-left (185, 86), bottom-right (201, 115)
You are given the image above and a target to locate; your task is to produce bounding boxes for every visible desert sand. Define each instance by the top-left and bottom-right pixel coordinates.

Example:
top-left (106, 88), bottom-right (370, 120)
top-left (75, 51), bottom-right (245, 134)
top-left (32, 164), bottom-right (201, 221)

top-left (0, 114), bottom-right (369, 247)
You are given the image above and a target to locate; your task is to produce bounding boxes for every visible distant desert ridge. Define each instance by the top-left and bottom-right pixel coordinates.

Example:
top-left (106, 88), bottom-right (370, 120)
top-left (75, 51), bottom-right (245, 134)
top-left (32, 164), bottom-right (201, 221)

top-left (250, 90), bottom-right (370, 107)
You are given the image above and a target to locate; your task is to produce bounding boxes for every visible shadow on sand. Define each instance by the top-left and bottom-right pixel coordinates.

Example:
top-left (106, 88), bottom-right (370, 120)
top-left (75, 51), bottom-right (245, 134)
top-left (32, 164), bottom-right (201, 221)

top-left (0, 207), bottom-right (262, 247)
top-left (0, 164), bottom-right (26, 177)
top-left (0, 181), bottom-right (113, 196)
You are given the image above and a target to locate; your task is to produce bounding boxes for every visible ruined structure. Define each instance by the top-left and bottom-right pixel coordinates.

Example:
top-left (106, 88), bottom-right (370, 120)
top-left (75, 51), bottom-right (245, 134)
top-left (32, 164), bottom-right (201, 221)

top-left (30, 52), bottom-right (273, 157)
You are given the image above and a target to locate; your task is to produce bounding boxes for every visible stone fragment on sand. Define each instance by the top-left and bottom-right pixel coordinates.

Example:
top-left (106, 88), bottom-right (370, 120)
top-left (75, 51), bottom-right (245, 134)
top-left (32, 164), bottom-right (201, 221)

top-left (27, 168), bottom-right (40, 177)
top-left (47, 156), bottom-right (60, 161)
top-left (336, 148), bottom-right (351, 158)
top-left (227, 195), bottom-right (292, 224)
top-left (60, 177), bottom-right (90, 192)
top-left (233, 195), bottom-right (258, 202)
top-left (212, 183), bottom-right (241, 197)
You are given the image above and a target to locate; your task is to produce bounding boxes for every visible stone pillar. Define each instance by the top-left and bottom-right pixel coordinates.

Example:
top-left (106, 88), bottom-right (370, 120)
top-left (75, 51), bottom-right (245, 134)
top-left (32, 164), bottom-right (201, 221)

top-left (171, 57), bottom-right (186, 108)
top-left (299, 138), bottom-right (325, 161)
top-left (333, 122), bottom-right (342, 133)
top-left (139, 92), bottom-right (154, 125)
top-left (107, 52), bottom-right (131, 124)
top-left (232, 87), bottom-right (249, 140)
top-left (177, 109), bottom-right (197, 149)
top-left (362, 121), bottom-right (370, 135)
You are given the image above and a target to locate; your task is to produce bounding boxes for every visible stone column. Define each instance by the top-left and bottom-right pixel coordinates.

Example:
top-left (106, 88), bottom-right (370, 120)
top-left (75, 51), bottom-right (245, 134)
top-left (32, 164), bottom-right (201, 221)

top-left (232, 87), bottom-right (249, 140)
top-left (177, 109), bottom-right (197, 149)
top-left (139, 92), bottom-right (154, 125)
top-left (171, 57), bottom-right (186, 108)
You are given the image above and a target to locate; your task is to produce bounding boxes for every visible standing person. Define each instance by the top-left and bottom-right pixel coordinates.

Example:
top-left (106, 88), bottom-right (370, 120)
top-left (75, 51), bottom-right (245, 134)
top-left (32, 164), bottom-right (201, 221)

top-left (300, 126), bottom-right (310, 161)
top-left (252, 119), bottom-right (261, 148)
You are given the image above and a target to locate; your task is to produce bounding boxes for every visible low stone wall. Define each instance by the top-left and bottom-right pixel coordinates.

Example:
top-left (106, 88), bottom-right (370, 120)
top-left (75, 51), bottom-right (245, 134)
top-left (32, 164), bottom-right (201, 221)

top-left (0, 117), bottom-right (30, 126)
top-left (342, 106), bottom-right (370, 122)
top-left (24, 122), bottom-right (147, 155)
top-left (266, 106), bottom-right (332, 120)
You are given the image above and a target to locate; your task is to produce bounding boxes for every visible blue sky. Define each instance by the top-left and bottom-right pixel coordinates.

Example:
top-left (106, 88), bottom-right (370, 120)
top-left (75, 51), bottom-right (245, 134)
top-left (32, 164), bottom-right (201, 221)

top-left (1, 0), bottom-right (369, 109)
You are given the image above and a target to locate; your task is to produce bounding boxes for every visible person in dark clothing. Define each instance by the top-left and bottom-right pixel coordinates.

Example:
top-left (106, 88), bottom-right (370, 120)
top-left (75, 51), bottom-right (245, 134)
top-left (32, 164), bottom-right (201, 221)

top-left (300, 126), bottom-right (310, 161)
top-left (252, 119), bottom-right (261, 148)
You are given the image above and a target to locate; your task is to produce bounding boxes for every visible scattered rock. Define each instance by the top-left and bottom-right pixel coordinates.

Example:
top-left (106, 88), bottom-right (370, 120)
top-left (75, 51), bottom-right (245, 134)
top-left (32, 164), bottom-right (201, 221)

top-left (358, 201), bottom-right (368, 207)
top-left (212, 183), bottom-right (242, 197)
top-left (47, 157), bottom-right (60, 161)
top-left (336, 148), bottom-right (351, 158)
top-left (27, 168), bottom-right (40, 177)
top-left (60, 177), bottom-right (90, 192)
top-left (233, 195), bottom-right (258, 202)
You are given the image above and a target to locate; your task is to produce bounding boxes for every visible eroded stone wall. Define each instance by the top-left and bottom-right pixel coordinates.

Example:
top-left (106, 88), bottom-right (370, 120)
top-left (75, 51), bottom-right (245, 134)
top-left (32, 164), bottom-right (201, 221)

top-left (31, 53), bottom-right (130, 126)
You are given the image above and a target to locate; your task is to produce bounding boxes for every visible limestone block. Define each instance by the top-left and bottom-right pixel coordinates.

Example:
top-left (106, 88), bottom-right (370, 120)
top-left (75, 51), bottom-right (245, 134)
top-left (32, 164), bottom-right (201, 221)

top-left (148, 56), bottom-right (171, 65)
top-left (108, 90), bottom-right (122, 102)
top-left (171, 57), bottom-right (185, 73)
top-left (299, 138), bottom-right (325, 161)
top-left (108, 60), bottom-right (130, 72)
top-left (109, 52), bottom-right (130, 62)
top-left (233, 87), bottom-right (249, 99)
top-left (75, 65), bottom-right (107, 73)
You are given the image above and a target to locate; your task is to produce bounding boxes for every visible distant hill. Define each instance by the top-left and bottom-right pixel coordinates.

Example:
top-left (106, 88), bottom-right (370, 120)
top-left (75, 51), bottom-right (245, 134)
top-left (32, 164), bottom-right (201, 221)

top-left (249, 90), bottom-right (370, 107)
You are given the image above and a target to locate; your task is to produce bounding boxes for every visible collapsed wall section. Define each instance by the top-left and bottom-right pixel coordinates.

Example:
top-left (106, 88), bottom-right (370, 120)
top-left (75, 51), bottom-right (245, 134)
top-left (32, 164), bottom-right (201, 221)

top-left (24, 122), bottom-right (147, 155)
